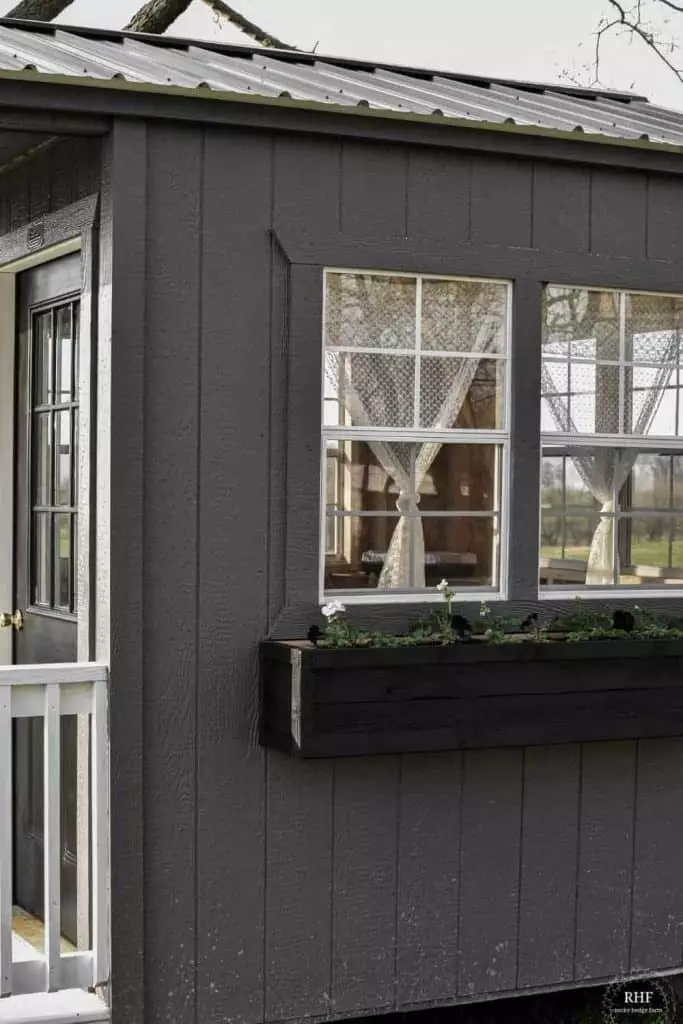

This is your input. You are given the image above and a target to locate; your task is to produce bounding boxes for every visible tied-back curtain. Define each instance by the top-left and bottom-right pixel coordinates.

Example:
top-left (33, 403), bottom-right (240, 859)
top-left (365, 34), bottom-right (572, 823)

top-left (325, 276), bottom-right (503, 588)
top-left (574, 450), bottom-right (635, 585)
top-left (378, 324), bottom-right (498, 588)
top-left (541, 338), bottom-right (678, 584)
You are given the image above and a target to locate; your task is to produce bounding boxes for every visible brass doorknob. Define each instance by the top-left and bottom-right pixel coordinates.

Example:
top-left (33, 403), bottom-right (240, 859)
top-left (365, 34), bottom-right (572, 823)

top-left (0, 610), bottom-right (23, 630)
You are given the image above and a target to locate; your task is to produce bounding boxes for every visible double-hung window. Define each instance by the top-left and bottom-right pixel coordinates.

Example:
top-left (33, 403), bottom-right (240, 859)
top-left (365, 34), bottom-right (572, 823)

top-left (321, 270), bottom-right (511, 602)
top-left (540, 285), bottom-right (683, 591)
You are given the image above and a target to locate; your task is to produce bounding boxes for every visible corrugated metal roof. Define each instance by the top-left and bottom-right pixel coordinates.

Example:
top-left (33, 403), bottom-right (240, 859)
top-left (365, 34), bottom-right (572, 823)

top-left (1, 18), bottom-right (683, 153)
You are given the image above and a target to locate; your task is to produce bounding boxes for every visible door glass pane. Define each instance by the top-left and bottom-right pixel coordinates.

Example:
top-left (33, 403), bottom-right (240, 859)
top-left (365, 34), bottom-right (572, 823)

top-left (72, 517), bottom-right (78, 613)
top-left (54, 411), bottom-right (72, 507)
top-left (33, 412), bottom-right (52, 506)
top-left (54, 513), bottom-right (71, 611)
top-left (73, 302), bottom-right (80, 403)
top-left (32, 512), bottom-right (50, 606)
top-left (73, 409), bottom-right (79, 506)
top-left (33, 311), bottom-right (53, 405)
top-left (55, 305), bottom-right (73, 404)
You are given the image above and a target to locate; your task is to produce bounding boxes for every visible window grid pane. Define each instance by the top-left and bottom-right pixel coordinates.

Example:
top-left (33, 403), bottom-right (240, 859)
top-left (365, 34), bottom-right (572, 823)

top-left (323, 270), bottom-right (510, 597)
top-left (29, 298), bottom-right (80, 614)
top-left (543, 287), bottom-right (683, 440)
top-left (324, 272), bottom-right (509, 437)
top-left (541, 285), bottom-right (683, 589)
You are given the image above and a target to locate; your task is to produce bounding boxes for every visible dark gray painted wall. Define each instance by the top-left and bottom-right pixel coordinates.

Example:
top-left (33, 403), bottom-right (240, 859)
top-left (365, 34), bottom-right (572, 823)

top-left (0, 135), bottom-right (100, 232)
top-left (101, 121), bottom-right (683, 1024)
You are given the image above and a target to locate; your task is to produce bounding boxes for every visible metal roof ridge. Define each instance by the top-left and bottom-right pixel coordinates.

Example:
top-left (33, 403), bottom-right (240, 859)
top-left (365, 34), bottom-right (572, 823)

top-left (0, 15), bottom-right (650, 105)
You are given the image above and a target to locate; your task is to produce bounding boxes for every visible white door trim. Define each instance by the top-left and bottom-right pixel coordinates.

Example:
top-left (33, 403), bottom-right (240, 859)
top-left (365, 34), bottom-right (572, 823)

top-left (0, 273), bottom-right (15, 668)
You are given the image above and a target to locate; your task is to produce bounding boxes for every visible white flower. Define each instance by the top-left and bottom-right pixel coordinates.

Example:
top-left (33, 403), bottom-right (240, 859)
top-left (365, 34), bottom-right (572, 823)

top-left (322, 600), bottom-right (346, 618)
top-left (436, 579), bottom-right (450, 593)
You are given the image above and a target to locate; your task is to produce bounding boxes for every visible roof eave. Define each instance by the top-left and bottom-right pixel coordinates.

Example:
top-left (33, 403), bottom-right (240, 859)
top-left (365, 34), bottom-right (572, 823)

top-left (0, 69), bottom-right (675, 158)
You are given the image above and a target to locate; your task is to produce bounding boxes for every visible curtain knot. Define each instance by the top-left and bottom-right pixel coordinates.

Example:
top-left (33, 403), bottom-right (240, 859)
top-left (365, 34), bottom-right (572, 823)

top-left (396, 490), bottom-right (421, 516)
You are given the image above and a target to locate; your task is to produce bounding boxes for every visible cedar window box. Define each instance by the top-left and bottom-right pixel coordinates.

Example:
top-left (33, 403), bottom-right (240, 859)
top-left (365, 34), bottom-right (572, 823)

top-left (259, 638), bottom-right (683, 758)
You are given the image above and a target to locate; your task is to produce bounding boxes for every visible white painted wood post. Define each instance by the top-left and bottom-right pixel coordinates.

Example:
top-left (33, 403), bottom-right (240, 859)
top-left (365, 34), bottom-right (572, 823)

top-left (0, 682), bottom-right (12, 996)
top-left (43, 683), bottom-right (61, 993)
top-left (0, 273), bottom-right (15, 671)
top-left (90, 676), bottom-right (110, 987)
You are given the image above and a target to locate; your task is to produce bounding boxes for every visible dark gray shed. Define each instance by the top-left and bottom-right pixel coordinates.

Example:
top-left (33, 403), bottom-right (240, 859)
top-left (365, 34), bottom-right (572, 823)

top-left (1, 17), bottom-right (683, 1024)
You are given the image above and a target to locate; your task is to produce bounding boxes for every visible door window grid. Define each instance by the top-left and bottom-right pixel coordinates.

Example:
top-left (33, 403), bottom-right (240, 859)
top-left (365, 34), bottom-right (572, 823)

top-left (322, 270), bottom-right (511, 601)
top-left (29, 299), bottom-right (79, 614)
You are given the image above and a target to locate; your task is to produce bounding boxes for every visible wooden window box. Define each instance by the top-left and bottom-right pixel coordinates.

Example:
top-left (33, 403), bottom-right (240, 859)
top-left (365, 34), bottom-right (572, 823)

top-left (259, 639), bottom-right (683, 757)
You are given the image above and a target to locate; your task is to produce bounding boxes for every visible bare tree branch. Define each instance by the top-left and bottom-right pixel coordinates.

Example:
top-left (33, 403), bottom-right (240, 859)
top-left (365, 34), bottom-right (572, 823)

top-left (202, 0), bottom-right (295, 49)
top-left (125, 0), bottom-right (193, 33)
top-left (3, 0), bottom-right (296, 52)
top-left (594, 0), bottom-right (683, 85)
top-left (5, 0), bottom-right (74, 19)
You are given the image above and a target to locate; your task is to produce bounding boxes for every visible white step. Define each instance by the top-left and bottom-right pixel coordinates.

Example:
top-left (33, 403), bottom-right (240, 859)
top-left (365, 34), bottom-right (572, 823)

top-left (0, 990), bottom-right (109, 1024)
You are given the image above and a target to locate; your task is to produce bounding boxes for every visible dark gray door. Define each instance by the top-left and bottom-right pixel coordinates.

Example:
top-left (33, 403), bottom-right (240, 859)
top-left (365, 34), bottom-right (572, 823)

top-left (12, 254), bottom-right (81, 947)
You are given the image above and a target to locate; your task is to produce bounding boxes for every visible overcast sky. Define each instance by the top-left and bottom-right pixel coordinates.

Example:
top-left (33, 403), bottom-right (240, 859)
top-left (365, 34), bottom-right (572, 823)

top-left (20, 0), bottom-right (683, 111)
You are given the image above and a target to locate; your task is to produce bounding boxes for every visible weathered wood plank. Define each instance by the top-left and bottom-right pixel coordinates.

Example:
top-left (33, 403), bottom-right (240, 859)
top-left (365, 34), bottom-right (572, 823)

top-left (508, 279), bottom-right (542, 600)
top-left (470, 155), bottom-right (532, 247)
top-left (284, 263), bottom-right (324, 609)
top-left (142, 123), bottom-right (202, 1024)
top-left (8, 159), bottom-right (29, 233)
top-left (27, 147), bottom-right (50, 221)
top-left (647, 174), bottom-right (683, 261)
top-left (517, 745), bottom-right (580, 988)
top-left (340, 139), bottom-right (408, 236)
top-left (271, 133), bottom-right (341, 623)
top-left (332, 757), bottom-right (399, 1014)
top-left (265, 757), bottom-right (333, 1020)
top-left (196, 127), bottom-right (273, 1024)
top-left (107, 120), bottom-right (147, 1024)
top-left (397, 752), bottom-right (461, 1006)
top-left (532, 163), bottom-right (590, 253)
top-left (458, 749), bottom-right (523, 997)
top-left (575, 741), bottom-right (636, 980)
top-left (591, 168), bottom-right (648, 257)
top-left (48, 137), bottom-right (78, 212)
top-left (274, 133), bottom-right (341, 239)
top-left (406, 148), bottom-right (470, 243)
top-left (631, 738), bottom-right (683, 972)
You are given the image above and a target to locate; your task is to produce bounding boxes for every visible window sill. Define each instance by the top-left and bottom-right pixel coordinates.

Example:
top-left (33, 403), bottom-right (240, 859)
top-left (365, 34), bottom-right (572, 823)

top-left (538, 587), bottom-right (683, 601)
top-left (319, 590), bottom-right (505, 606)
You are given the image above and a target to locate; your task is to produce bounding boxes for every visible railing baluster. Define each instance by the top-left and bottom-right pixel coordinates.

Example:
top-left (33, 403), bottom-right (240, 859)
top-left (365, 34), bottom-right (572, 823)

top-left (0, 662), bottom-right (108, 998)
top-left (43, 682), bottom-right (61, 993)
top-left (0, 683), bottom-right (12, 996)
top-left (91, 676), bottom-right (110, 987)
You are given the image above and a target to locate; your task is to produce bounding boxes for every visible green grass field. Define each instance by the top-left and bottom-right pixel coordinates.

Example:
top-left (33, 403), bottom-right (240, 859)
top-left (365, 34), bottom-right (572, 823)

top-left (541, 537), bottom-right (683, 568)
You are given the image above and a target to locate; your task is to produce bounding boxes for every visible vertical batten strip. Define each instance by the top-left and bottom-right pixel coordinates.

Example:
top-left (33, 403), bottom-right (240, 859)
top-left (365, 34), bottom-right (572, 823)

top-left (91, 676), bottom-right (110, 986)
top-left (43, 682), bottom-right (61, 992)
top-left (0, 685), bottom-right (12, 996)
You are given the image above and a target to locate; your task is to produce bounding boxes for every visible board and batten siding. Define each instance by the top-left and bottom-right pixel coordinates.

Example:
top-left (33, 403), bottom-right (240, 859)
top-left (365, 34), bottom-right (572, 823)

top-left (106, 120), bottom-right (683, 1024)
top-left (0, 136), bottom-right (101, 233)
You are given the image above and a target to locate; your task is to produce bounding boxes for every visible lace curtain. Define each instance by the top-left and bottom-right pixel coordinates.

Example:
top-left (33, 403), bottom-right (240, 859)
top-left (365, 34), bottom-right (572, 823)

top-left (541, 297), bottom-right (679, 583)
top-left (325, 275), bottom-right (505, 588)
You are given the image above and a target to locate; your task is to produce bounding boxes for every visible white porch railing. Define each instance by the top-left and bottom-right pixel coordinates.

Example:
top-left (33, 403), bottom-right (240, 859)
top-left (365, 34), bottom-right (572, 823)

top-left (0, 663), bottom-right (109, 1000)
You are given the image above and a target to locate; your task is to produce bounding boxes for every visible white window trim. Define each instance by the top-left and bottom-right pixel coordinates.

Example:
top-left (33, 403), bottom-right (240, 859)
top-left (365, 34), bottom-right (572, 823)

top-left (540, 282), bottom-right (683, 599)
top-left (319, 268), bottom-right (512, 606)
